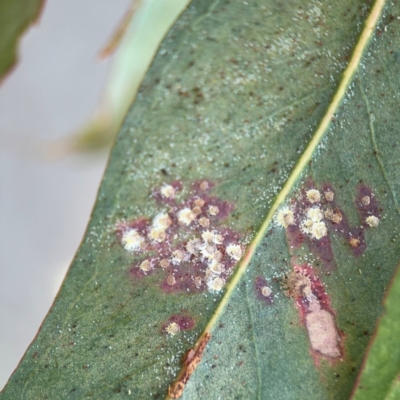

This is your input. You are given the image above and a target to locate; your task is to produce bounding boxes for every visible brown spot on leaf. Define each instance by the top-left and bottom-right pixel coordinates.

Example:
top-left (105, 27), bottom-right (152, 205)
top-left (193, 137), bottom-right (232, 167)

top-left (349, 237), bottom-right (360, 248)
top-left (168, 333), bottom-right (211, 398)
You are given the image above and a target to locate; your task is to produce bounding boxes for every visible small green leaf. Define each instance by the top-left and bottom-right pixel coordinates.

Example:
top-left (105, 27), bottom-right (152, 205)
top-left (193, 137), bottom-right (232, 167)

top-left (0, 0), bottom-right (44, 82)
top-left (351, 264), bottom-right (400, 400)
top-left (2, 0), bottom-right (400, 399)
top-left (68, 0), bottom-right (190, 152)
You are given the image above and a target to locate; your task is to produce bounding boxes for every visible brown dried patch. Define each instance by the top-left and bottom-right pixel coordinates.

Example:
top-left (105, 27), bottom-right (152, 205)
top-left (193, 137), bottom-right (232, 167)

top-left (168, 333), bottom-right (211, 398)
top-left (349, 237), bottom-right (360, 248)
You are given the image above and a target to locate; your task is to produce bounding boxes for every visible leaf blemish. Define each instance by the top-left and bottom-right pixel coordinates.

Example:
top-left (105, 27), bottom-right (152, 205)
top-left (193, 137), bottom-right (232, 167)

top-left (168, 333), bottom-right (211, 399)
top-left (355, 184), bottom-right (381, 228)
top-left (274, 181), bottom-right (381, 364)
top-left (283, 265), bottom-right (343, 361)
top-left (274, 179), bottom-right (379, 365)
top-left (118, 180), bottom-right (244, 294)
top-left (276, 181), bottom-right (380, 273)
top-left (162, 314), bottom-right (195, 336)
top-left (254, 276), bottom-right (274, 304)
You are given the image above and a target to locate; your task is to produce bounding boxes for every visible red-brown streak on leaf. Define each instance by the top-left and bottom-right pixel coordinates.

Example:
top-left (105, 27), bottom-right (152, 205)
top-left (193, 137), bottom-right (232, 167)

top-left (168, 333), bottom-right (211, 399)
top-left (280, 181), bottom-right (382, 370)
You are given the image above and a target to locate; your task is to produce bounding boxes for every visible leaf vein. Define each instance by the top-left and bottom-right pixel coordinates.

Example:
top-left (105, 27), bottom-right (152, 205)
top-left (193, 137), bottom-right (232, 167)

top-left (358, 77), bottom-right (400, 215)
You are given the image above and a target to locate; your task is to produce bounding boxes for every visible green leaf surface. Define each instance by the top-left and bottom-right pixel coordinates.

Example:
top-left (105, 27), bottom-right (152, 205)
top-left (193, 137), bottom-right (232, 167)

top-left (2, 0), bottom-right (400, 399)
top-left (0, 0), bottom-right (44, 83)
top-left (351, 264), bottom-right (400, 400)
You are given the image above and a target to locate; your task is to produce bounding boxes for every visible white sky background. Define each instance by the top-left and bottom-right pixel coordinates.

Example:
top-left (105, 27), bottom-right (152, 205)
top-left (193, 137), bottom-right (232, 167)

top-left (0, 0), bottom-right (131, 389)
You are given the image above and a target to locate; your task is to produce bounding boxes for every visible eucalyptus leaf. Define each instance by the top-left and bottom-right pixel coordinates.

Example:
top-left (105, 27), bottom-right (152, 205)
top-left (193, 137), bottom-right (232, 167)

top-left (2, 0), bottom-right (400, 399)
top-left (0, 0), bottom-right (44, 82)
top-left (351, 264), bottom-right (400, 400)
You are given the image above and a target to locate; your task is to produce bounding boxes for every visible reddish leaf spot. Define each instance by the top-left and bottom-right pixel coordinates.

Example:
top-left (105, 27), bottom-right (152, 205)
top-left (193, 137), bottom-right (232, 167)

top-left (254, 276), bottom-right (274, 304)
top-left (162, 314), bottom-right (196, 333)
top-left (355, 184), bottom-right (381, 226)
top-left (121, 180), bottom-right (244, 295)
top-left (284, 181), bottom-right (378, 273)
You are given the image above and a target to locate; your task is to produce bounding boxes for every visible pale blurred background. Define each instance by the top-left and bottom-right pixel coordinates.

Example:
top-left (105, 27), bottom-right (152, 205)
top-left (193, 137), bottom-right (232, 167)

top-left (0, 0), bottom-right (132, 388)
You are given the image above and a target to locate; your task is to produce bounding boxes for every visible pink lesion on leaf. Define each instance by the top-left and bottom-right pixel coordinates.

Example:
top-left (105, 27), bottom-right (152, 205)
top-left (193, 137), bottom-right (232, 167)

top-left (119, 179), bottom-right (243, 295)
top-left (254, 276), bottom-right (274, 304)
top-left (308, 235), bottom-right (336, 271)
top-left (278, 180), bottom-right (382, 365)
top-left (159, 227), bottom-right (240, 294)
top-left (162, 314), bottom-right (196, 333)
top-left (322, 184), bottom-right (366, 256)
top-left (285, 264), bottom-right (343, 364)
top-left (116, 217), bottom-right (150, 240)
top-left (355, 184), bottom-right (381, 226)
top-left (284, 181), bottom-right (375, 273)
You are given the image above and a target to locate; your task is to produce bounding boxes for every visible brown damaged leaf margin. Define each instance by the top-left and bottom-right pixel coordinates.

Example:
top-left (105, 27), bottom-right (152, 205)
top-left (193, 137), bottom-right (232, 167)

top-left (168, 333), bottom-right (212, 399)
top-left (165, 0), bottom-right (386, 398)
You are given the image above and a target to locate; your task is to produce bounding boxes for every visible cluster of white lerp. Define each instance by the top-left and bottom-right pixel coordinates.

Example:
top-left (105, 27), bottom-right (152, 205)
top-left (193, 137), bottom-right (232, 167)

top-left (165, 322), bottom-right (180, 336)
top-left (275, 188), bottom-right (380, 240)
top-left (275, 189), bottom-right (329, 240)
top-left (121, 229), bottom-right (146, 252)
top-left (301, 189), bottom-right (328, 239)
top-left (121, 211), bottom-right (172, 253)
top-left (120, 183), bottom-right (244, 293)
top-left (275, 189), bottom-right (328, 240)
top-left (120, 182), bottom-right (216, 252)
top-left (184, 230), bottom-right (243, 292)
top-left (301, 205), bottom-right (327, 240)
top-left (361, 195), bottom-right (380, 227)
top-left (162, 182), bottom-right (217, 229)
